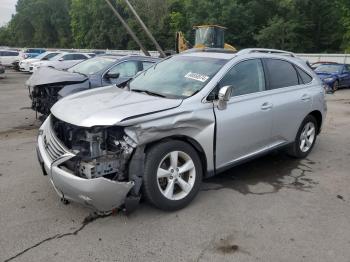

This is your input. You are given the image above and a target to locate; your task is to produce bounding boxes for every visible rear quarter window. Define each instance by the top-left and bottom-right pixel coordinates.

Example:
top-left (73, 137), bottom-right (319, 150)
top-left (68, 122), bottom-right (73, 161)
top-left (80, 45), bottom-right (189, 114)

top-left (265, 59), bottom-right (299, 89)
top-left (296, 67), bottom-right (313, 84)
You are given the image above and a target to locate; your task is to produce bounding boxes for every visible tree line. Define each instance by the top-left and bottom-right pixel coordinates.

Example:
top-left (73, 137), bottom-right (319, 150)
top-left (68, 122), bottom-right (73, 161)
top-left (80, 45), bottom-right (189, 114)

top-left (1, 0), bottom-right (350, 53)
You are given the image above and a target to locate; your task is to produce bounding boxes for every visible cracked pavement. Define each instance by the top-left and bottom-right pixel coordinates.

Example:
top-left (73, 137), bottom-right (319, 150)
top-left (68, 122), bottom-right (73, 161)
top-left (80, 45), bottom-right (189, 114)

top-left (1, 70), bottom-right (350, 261)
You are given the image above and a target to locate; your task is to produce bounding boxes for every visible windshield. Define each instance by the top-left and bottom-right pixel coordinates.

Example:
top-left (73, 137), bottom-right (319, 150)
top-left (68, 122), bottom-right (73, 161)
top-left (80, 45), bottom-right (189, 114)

top-left (315, 64), bottom-right (343, 74)
top-left (35, 52), bottom-right (50, 60)
top-left (68, 56), bottom-right (116, 75)
top-left (129, 55), bottom-right (227, 98)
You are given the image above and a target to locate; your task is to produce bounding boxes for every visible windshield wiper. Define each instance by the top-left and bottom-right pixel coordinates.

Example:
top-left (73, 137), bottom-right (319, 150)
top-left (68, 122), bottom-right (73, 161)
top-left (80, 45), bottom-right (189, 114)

top-left (132, 89), bottom-right (166, 98)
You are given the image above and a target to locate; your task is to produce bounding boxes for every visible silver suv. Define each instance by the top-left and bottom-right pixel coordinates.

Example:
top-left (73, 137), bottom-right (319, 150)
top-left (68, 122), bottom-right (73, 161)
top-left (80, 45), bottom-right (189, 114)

top-left (36, 48), bottom-right (326, 212)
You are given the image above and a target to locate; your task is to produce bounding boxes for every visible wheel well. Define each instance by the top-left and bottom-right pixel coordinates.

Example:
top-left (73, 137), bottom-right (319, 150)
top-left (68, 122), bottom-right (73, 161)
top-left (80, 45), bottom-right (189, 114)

top-left (144, 136), bottom-right (208, 178)
top-left (309, 110), bottom-right (322, 134)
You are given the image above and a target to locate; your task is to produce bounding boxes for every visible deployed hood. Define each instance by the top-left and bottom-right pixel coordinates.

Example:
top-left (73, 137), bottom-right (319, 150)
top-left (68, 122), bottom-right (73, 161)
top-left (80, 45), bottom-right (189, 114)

top-left (51, 86), bottom-right (182, 127)
top-left (26, 66), bottom-right (87, 87)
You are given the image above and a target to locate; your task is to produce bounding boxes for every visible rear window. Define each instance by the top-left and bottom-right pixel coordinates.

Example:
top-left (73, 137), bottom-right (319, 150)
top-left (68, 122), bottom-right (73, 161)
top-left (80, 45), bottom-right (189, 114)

top-left (265, 59), bottom-right (299, 89)
top-left (296, 67), bottom-right (312, 84)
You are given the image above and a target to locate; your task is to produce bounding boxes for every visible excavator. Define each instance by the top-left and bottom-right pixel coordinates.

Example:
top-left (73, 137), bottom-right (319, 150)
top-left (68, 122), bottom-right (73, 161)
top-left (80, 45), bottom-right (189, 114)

top-left (105, 0), bottom-right (236, 57)
top-left (176, 25), bottom-right (237, 53)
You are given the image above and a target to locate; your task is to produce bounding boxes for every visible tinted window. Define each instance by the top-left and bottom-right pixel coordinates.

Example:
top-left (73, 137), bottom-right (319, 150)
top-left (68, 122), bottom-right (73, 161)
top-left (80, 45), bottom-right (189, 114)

top-left (72, 54), bottom-right (87, 60)
top-left (265, 59), bottom-right (299, 89)
top-left (142, 61), bottom-right (154, 70)
top-left (61, 54), bottom-right (74, 60)
top-left (109, 61), bottom-right (139, 77)
top-left (219, 59), bottom-right (265, 97)
top-left (296, 67), bottom-right (312, 84)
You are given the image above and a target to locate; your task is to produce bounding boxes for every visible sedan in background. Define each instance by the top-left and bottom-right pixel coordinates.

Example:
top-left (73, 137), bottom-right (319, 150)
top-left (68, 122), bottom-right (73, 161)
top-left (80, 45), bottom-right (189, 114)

top-left (19, 51), bottom-right (62, 72)
top-left (27, 55), bottom-right (160, 116)
top-left (315, 63), bottom-right (350, 92)
top-left (31, 52), bottom-right (92, 72)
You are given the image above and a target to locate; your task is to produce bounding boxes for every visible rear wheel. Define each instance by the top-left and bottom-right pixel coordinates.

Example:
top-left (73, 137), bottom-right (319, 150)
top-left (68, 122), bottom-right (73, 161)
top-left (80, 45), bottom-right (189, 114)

top-left (143, 140), bottom-right (202, 211)
top-left (287, 115), bottom-right (318, 158)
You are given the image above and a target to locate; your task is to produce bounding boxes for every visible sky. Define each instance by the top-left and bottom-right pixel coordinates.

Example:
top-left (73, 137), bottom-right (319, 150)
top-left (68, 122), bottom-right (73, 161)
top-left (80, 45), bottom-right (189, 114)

top-left (0, 0), bottom-right (16, 26)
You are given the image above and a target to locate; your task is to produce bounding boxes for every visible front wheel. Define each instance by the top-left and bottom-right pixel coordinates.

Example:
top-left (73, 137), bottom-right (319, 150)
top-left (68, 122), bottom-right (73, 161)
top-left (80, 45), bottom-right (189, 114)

top-left (333, 80), bottom-right (339, 92)
top-left (287, 115), bottom-right (318, 158)
top-left (142, 140), bottom-right (202, 211)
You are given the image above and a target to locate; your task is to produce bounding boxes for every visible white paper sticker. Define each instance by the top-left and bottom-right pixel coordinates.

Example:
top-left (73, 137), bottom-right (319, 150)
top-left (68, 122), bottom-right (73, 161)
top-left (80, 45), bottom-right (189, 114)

top-left (184, 72), bottom-right (209, 82)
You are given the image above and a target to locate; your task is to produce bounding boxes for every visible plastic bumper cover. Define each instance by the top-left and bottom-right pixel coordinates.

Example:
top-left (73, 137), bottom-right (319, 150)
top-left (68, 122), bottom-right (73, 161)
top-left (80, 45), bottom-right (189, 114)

top-left (37, 125), bottom-right (134, 212)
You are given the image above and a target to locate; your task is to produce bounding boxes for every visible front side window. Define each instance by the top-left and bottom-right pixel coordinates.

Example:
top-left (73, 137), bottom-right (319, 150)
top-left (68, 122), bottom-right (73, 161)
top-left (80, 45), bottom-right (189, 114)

top-left (265, 59), bottom-right (299, 89)
top-left (219, 59), bottom-right (265, 97)
top-left (130, 55), bottom-right (227, 98)
top-left (142, 61), bottom-right (154, 71)
top-left (72, 54), bottom-right (88, 60)
top-left (108, 61), bottom-right (139, 78)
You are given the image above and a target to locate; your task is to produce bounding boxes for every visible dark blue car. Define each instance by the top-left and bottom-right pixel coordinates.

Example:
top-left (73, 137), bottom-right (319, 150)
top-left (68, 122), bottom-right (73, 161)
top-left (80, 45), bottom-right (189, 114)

top-left (315, 63), bottom-right (350, 92)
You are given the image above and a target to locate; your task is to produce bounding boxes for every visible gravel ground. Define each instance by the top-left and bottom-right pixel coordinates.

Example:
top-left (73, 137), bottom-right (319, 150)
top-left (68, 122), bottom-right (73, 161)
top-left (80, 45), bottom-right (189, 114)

top-left (0, 69), bottom-right (350, 262)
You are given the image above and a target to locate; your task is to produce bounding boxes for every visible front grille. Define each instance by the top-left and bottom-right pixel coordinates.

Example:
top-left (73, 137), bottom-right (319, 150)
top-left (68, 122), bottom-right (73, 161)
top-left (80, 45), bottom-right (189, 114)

top-left (42, 117), bottom-right (70, 162)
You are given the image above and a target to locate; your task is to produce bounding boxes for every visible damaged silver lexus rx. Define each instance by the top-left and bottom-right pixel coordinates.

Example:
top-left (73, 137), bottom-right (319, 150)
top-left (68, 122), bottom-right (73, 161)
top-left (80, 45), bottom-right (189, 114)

top-left (36, 48), bottom-right (326, 212)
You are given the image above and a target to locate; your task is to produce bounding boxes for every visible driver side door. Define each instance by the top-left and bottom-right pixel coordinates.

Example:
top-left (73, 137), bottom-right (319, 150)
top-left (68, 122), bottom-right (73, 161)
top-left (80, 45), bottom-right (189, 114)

top-left (102, 60), bottom-right (140, 86)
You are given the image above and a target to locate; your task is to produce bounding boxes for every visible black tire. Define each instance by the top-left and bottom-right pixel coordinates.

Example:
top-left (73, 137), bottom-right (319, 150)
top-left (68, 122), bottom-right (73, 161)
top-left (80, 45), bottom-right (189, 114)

top-left (287, 115), bottom-right (318, 158)
top-left (333, 80), bottom-right (339, 92)
top-left (143, 140), bottom-right (203, 211)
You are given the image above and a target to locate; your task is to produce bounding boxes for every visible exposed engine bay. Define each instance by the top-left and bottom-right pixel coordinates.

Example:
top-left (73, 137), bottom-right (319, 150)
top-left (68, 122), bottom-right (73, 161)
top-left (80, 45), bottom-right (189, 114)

top-left (30, 84), bottom-right (63, 116)
top-left (51, 116), bottom-right (136, 181)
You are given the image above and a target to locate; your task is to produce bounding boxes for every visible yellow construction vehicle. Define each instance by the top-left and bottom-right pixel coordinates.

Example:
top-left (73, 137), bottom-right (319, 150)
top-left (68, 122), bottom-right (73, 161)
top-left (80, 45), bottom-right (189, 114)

top-left (176, 25), bottom-right (236, 53)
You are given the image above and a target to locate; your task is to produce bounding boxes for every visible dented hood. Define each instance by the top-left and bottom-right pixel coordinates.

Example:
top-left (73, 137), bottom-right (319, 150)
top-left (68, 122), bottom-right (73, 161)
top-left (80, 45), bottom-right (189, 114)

top-left (26, 66), bottom-right (87, 87)
top-left (51, 86), bottom-right (182, 127)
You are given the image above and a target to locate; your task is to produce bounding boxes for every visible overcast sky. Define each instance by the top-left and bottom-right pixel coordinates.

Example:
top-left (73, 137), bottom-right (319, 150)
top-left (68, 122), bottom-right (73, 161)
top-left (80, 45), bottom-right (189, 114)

top-left (0, 0), bottom-right (16, 26)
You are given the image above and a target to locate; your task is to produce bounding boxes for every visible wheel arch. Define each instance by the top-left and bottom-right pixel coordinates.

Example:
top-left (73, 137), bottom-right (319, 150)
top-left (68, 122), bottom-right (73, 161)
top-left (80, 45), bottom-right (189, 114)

top-left (308, 110), bottom-right (322, 134)
top-left (144, 135), bottom-right (208, 178)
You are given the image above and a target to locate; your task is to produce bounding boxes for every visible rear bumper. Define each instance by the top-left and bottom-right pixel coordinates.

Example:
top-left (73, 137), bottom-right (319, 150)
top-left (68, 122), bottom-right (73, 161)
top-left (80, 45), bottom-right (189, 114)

top-left (36, 117), bottom-right (134, 212)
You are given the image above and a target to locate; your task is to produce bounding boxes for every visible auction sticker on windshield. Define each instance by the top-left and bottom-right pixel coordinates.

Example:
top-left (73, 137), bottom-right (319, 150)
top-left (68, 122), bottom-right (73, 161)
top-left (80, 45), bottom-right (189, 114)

top-left (185, 72), bottom-right (209, 82)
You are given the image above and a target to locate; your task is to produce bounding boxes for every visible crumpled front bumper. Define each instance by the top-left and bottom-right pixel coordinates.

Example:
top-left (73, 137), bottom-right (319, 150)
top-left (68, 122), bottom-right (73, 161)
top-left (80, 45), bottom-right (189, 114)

top-left (36, 117), bottom-right (134, 212)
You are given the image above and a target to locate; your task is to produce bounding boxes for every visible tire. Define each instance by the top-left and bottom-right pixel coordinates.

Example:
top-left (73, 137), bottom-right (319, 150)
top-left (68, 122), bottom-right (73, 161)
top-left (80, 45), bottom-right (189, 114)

top-left (333, 80), bottom-right (339, 92)
top-left (143, 140), bottom-right (203, 211)
top-left (287, 115), bottom-right (318, 158)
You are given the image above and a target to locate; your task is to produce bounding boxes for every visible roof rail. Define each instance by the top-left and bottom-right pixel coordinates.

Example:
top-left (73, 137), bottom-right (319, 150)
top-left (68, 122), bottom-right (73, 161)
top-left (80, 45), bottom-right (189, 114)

top-left (237, 48), bottom-right (296, 57)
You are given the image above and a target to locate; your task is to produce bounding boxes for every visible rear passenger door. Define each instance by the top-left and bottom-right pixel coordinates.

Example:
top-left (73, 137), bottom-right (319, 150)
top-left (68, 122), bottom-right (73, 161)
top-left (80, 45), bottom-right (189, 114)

top-left (214, 59), bottom-right (273, 170)
top-left (263, 58), bottom-right (313, 145)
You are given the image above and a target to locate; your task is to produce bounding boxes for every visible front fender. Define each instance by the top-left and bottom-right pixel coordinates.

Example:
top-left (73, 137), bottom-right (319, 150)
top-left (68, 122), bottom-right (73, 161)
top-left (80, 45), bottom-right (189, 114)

top-left (58, 80), bottom-right (90, 97)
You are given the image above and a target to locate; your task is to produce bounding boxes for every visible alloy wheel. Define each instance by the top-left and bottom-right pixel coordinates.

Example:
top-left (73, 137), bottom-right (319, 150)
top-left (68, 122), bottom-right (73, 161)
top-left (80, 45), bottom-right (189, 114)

top-left (299, 122), bottom-right (316, 153)
top-left (157, 151), bottom-right (196, 201)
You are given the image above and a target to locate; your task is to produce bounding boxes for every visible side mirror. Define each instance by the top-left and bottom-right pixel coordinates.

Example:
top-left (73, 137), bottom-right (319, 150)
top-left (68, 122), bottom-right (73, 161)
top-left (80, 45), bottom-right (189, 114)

top-left (41, 57), bottom-right (48, 61)
top-left (217, 85), bottom-right (232, 110)
top-left (105, 72), bottom-right (120, 79)
top-left (58, 58), bottom-right (64, 61)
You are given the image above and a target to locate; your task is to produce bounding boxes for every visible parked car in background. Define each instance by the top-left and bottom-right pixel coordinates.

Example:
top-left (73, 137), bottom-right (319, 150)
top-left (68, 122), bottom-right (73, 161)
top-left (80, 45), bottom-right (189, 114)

top-left (0, 50), bottom-right (20, 67)
top-left (311, 61), bottom-right (338, 70)
top-left (12, 48), bottom-right (47, 70)
top-left (19, 48), bottom-right (46, 59)
top-left (31, 52), bottom-right (91, 72)
top-left (19, 51), bottom-right (62, 72)
top-left (315, 63), bottom-right (350, 91)
top-left (36, 48), bottom-right (326, 212)
top-left (27, 55), bottom-right (159, 116)
top-left (0, 62), bottom-right (5, 77)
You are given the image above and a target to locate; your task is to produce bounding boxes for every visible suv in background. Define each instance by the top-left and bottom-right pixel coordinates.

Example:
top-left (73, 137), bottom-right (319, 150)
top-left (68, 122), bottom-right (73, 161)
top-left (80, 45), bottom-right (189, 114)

top-left (36, 48), bottom-right (326, 213)
top-left (0, 50), bottom-right (20, 67)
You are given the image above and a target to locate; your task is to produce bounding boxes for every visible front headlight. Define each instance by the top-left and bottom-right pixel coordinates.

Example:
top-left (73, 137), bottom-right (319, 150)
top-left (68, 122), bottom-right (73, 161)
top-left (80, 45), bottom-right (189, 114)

top-left (323, 77), bottom-right (334, 82)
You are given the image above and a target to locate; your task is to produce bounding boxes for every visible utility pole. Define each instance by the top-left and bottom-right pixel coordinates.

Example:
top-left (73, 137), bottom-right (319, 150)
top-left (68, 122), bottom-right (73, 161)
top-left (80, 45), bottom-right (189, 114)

top-left (105, 0), bottom-right (151, 57)
top-left (123, 0), bottom-right (166, 58)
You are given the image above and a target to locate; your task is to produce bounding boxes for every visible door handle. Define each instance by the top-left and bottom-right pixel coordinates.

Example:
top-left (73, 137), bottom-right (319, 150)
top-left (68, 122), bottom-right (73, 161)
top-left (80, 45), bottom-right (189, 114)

top-left (261, 102), bottom-right (273, 110)
top-left (301, 94), bottom-right (311, 101)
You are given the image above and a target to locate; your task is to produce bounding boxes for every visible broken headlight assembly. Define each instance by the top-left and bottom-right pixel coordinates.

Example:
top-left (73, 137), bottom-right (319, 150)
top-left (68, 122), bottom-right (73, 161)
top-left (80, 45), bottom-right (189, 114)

top-left (52, 117), bottom-right (136, 181)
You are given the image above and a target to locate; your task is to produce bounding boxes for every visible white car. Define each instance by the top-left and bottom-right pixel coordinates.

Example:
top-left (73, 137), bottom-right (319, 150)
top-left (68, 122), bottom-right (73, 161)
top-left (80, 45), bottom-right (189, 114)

top-left (0, 50), bottom-right (20, 66)
top-left (19, 51), bottom-right (62, 72)
top-left (31, 52), bottom-right (92, 72)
